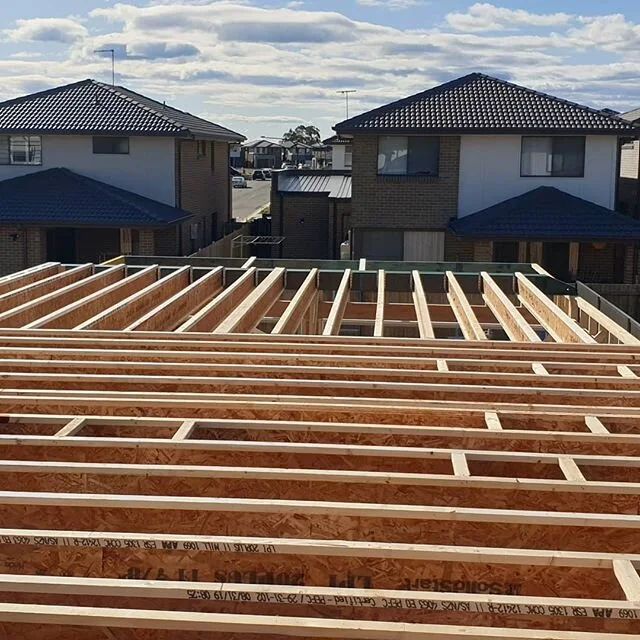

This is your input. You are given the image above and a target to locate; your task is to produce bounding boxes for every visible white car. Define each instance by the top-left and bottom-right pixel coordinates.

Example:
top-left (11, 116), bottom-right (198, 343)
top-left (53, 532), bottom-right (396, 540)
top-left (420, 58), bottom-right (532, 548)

top-left (232, 176), bottom-right (247, 188)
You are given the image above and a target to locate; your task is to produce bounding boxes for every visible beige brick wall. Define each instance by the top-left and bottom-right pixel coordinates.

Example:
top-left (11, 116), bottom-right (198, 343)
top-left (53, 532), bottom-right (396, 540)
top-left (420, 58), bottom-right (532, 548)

top-left (621, 141), bottom-right (640, 180)
top-left (473, 240), bottom-right (493, 262)
top-left (351, 134), bottom-right (460, 230)
top-left (178, 140), bottom-right (231, 244)
top-left (444, 232), bottom-right (474, 262)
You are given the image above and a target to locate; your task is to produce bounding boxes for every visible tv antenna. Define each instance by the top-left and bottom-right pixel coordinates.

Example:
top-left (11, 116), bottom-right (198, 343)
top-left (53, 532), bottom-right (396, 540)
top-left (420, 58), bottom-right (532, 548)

top-left (94, 48), bottom-right (116, 85)
top-left (336, 89), bottom-right (356, 119)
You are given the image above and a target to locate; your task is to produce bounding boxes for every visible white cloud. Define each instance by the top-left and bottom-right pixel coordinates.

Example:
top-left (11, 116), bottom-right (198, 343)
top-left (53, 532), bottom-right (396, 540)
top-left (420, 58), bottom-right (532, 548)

top-left (1, 2), bottom-right (639, 140)
top-left (567, 14), bottom-right (640, 51)
top-left (5, 17), bottom-right (88, 43)
top-left (446, 3), bottom-right (574, 32)
top-left (357, 0), bottom-right (423, 8)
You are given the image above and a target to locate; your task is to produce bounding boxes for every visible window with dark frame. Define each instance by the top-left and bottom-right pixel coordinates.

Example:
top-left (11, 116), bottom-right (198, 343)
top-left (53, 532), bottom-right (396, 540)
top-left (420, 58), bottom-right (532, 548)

top-left (92, 137), bottom-right (129, 155)
top-left (210, 142), bottom-right (215, 171)
top-left (377, 136), bottom-right (440, 176)
top-left (520, 136), bottom-right (585, 177)
top-left (197, 140), bottom-right (207, 157)
top-left (0, 135), bottom-right (42, 165)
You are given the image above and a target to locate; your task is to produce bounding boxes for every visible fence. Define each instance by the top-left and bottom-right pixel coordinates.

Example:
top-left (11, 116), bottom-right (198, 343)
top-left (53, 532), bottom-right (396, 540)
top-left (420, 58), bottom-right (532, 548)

top-left (585, 283), bottom-right (640, 323)
top-left (190, 223), bottom-right (250, 259)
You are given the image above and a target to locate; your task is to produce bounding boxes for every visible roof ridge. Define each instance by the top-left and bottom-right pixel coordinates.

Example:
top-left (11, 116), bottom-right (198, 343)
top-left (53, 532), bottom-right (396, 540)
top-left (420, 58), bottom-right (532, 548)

top-left (334, 73), bottom-right (481, 130)
top-left (335, 72), bottom-right (635, 133)
top-left (0, 79), bottom-right (94, 110)
top-left (92, 81), bottom-right (188, 134)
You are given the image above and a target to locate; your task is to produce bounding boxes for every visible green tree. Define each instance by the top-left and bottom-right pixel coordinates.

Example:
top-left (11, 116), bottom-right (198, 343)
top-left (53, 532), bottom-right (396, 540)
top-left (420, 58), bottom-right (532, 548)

top-left (282, 125), bottom-right (321, 146)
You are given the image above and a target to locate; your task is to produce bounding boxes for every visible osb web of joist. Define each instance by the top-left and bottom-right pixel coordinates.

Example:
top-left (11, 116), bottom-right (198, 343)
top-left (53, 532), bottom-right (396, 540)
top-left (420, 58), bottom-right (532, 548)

top-left (0, 264), bottom-right (639, 637)
top-left (0, 260), bottom-right (633, 343)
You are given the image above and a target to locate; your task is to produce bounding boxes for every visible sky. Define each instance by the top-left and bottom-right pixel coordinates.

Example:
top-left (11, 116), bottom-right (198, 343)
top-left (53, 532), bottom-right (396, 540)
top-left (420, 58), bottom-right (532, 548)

top-left (1, 1), bottom-right (640, 140)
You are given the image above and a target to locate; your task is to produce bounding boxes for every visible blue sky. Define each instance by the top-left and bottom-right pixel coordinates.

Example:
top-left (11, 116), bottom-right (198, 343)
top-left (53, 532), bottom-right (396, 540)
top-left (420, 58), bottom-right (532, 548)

top-left (1, 1), bottom-right (640, 139)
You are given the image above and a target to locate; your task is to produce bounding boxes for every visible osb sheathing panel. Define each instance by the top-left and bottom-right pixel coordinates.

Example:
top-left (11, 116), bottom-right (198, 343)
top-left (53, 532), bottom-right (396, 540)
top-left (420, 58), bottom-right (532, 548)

top-left (1, 505), bottom-right (639, 552)
top-left (1, 472), bottom-right (639, 515)
top-left (0, 593), bottom-right (633, 634)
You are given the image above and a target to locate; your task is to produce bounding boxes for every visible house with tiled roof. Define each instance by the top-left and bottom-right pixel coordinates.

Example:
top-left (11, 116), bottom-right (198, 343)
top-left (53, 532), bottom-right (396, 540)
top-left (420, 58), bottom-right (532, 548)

top-left (0, 79), bottom-right (244, 273)
top-left (334, 72), bottom-right (640, 282)
top-left (323, 135), bottom-right (353, 171)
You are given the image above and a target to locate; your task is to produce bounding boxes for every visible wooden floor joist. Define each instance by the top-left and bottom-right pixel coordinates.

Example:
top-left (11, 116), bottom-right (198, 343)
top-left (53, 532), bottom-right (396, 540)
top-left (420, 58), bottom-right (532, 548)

top-left (0, 260), bottom-right (638, 637)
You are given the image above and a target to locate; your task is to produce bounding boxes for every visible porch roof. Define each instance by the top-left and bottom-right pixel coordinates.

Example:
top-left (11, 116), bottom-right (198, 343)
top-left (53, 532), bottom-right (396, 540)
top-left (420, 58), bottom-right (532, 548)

top-left (449, 187), bottom-right (640, 241)
top-left (0, 168), bottom-right (193, 228)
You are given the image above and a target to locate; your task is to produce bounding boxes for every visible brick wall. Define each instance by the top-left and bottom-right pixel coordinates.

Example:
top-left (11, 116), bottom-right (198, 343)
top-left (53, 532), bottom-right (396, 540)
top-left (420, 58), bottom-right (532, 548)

top-left (177, 139), bottom-right (231, 245)
top-left (0, 227), bottom-right (29, 275)
top-left (351, 135), bottom-right (460, 236)
top-left (26, 228), bottom-right (45, 267)
top-left (275, 194), bottom-right (331, 259)
top-left (444, 232), bottom-right (474, 262)
top-left (577, 242), bottom-right (618, 283)
top-left (154, 226), bottom-right (179, 255)
top-left (473, 240), bottom-right (493, 262)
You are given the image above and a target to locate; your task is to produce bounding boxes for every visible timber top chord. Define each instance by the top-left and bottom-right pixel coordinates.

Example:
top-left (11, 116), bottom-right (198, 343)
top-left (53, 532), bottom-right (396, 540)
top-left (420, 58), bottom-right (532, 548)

top-left (0, 259), bottom-right (640, 638)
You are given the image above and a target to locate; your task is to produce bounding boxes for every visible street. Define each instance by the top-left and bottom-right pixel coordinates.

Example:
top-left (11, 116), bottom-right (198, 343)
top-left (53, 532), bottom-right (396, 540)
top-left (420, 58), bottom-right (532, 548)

top-left (232, 179), bottom-right (271, 222)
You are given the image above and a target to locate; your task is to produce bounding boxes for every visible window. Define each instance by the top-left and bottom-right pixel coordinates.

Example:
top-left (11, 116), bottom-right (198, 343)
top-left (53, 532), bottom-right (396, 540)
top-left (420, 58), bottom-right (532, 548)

top-left (197, 140), bottom-right (207, 157)
top-left (344, 144), bottom-right (353, 168)
top-left (378, 136), bottom-right (439, 176)
top-left (0, 136), bottom-right (42, 165)
top-left (520, 136), bottom-right (585, 177)
top-left (210, 142), bottom-right (215, 171)
top-left (93, 136), bottom-right (129, 154)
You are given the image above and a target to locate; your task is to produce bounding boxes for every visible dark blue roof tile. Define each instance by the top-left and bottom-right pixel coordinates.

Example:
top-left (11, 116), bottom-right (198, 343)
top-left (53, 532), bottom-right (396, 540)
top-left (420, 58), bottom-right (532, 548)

top-left (0, 79), bottom-right (244, 141)
top-left (449, 187), bottom-right (640, 241)
top-left (335, 73), bottom-right (638, 135)
top-left (0, 168), bottom-right (193, 227)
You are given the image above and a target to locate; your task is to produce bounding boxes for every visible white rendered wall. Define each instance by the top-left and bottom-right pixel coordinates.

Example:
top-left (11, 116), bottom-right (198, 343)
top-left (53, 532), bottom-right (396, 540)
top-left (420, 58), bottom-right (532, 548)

top-left (0, 135), bottom-right (176, 205)
top-left (332, 145), bottom-right (349, 170)
top-left (458, 135), bottom-right (618, 217)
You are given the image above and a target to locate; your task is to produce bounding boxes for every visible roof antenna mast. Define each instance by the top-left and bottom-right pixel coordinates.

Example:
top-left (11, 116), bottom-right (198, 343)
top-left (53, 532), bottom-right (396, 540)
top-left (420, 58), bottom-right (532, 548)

top-left (94, 48), bottom-right (116, 86)
top-left (336, 90), bottom-right (356, 119)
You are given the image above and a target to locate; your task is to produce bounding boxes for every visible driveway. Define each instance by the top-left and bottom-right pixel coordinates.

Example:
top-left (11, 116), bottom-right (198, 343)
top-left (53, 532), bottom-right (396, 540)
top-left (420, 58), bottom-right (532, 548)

top-left (232, 179), bottom-right (271, 222)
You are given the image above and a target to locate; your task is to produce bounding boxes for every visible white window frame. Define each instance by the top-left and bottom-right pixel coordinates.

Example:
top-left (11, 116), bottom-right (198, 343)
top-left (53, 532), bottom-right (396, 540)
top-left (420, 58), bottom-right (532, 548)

top-left (6, 135), bottom-right (42, 166)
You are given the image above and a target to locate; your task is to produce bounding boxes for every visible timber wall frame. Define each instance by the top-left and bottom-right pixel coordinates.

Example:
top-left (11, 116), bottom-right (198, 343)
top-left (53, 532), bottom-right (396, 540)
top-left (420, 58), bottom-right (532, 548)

top-left (0, 259), bottom-right (640, 637)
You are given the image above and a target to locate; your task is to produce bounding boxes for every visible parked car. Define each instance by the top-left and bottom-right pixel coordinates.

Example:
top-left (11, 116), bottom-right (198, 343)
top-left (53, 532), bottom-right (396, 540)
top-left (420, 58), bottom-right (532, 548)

top-left (232, 175), bottom-right (247, 188)
top-left (281, 163), bottom-right (296, 170)
top-left (262, 169), bottom-right (272, 179)
top-left (252, 170), bottom-right (267, 181)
